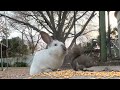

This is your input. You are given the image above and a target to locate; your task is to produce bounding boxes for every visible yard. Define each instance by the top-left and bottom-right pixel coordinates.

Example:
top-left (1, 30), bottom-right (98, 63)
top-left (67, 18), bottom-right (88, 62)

top-left (1, 66), bottom-right (120, 79)
top-left (0, 11), bottom-right (118, 79)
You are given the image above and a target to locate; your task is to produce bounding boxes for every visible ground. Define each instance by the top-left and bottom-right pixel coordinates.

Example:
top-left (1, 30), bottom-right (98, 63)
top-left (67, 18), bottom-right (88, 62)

top-left (1, 66), bottom-right (120, 79)
top-left (0, 67), bottom-right (30, 79)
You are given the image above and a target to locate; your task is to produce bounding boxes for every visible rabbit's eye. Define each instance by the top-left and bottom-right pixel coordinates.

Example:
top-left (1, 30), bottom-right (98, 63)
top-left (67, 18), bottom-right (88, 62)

top-left (54, 44), bottom-right (57, 46)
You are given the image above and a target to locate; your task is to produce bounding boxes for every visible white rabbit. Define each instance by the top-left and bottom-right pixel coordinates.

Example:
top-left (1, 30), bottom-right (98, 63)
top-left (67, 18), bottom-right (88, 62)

top-left (30, 31), bottom-right (67, 75)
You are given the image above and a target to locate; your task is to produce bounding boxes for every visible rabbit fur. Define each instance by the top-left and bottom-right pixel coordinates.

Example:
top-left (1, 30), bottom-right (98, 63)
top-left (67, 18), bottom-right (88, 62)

top-left (30, 31), bottom-right (67, 75)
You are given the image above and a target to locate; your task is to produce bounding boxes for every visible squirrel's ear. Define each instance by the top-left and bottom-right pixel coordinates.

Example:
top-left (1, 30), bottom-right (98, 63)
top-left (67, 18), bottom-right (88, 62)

top-left (40, 31), bottom-right (53, 45)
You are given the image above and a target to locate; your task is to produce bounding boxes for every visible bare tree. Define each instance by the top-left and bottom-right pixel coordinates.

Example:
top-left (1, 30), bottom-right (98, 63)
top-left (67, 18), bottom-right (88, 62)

top-left (8, 20), bottom-right (42, 55)
top-left (0, 11), bottom-right (96, 49)
top-left (0, 16), bottom-right (10, 70)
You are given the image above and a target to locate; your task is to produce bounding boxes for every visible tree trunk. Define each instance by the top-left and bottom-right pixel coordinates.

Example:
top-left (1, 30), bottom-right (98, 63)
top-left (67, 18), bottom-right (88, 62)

top-left (107, 11), bottom-right (111, 57)
top-left (99, 11), bottom-right (107, 62)
top-left (1, 43), bottom-right (3, 71)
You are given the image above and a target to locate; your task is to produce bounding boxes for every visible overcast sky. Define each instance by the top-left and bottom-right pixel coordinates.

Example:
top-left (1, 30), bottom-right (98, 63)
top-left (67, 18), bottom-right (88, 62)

top-left (108, 11), bottom-right (117, 28)
top-left (0, 11), bottom-right (117, 48)
top-left (8, 11), bottom-right (117, 38)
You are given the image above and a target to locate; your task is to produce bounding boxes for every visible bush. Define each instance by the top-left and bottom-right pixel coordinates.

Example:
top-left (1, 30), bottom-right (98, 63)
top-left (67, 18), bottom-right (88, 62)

top-left (13, 62), bottom-right (27, 67)
top-left (0, 62), bottom-right (11, 67)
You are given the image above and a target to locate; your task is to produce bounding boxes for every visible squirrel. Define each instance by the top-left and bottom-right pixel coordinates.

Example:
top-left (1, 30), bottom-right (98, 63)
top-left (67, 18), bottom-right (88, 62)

top-left (69, 44), bottom-right (98, 71)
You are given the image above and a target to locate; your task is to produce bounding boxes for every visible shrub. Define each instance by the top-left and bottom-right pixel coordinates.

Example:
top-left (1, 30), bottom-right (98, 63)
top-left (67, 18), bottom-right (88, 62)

top-left (13, 62), bottom-right (27, 67)
top-left (0, 62), bottom-right (11, 67)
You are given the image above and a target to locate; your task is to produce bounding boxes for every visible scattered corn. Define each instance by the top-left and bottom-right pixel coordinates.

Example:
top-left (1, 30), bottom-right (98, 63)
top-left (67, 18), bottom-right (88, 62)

top-left (27, 69), bottom-right (120, 79)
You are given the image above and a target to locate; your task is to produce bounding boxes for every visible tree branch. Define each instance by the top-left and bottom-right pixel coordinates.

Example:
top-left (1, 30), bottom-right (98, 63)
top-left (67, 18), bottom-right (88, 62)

top-left (63, 11), bottom-right (88, 33)
top-left (82, 29), bottom-right (98, 36)
top-left (68, 11), bottom-right (96, 49)
top-left (46, 11), bottom-right (56, 31)
top-left (58, 11), bottom-right (68, 34)
top-left (34, 33), bottom-right (41, 50)
top-left (31, 11), bottom-right (53, 34)
top-left (38, 11), bottom-right (56, 32)
top-left (63, 11), bottom-right (77, 41)
top-left (63, 14), bottom-right (74, 33)
top-left (0, 13), bottom-right (40, 32)
top-left (76, 11), bottom-right (88, 20)
top-left (57, 11), bottom-right (62, 30)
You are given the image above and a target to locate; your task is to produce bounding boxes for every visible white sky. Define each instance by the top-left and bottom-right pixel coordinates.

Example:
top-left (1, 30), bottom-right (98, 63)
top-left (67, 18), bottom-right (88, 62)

top-left (8, 11), bottom-right (117, 38)
top-left (110, 11), bottom-right (117, 28)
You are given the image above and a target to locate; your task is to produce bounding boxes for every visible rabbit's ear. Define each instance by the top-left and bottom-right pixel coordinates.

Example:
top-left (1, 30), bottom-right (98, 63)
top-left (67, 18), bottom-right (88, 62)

top-left (40, 31), bottom-right (53, 44)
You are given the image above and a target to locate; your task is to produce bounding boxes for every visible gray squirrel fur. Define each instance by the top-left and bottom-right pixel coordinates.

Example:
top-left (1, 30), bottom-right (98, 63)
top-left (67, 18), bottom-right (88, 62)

top-left (69, 44), bottom-right (98, 71)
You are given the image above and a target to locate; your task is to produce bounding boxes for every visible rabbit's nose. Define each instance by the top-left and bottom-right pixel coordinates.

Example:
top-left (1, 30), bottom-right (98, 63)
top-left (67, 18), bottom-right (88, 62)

top-left (61, 45), bottom-right (66, 51)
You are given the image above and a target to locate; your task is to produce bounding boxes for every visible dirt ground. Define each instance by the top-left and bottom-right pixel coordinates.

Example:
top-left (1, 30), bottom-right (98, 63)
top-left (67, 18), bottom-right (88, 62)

top-left (1, 66), bottom-right (120, 79)
top-left (0, 67), bottom-right (30, 79)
